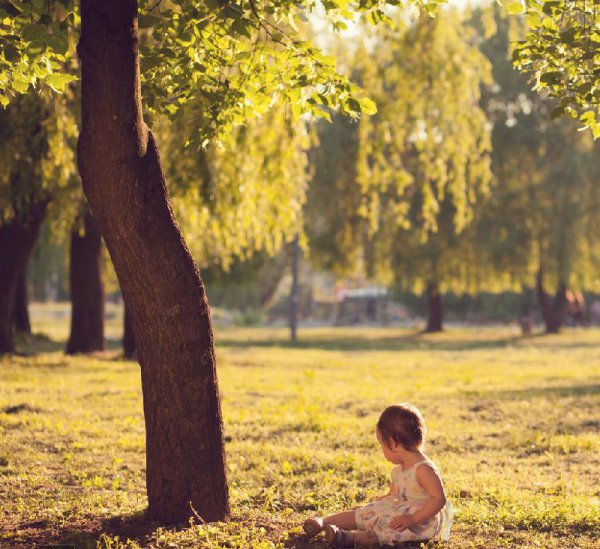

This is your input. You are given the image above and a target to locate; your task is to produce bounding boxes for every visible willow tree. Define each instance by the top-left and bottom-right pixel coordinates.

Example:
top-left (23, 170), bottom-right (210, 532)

top-left (471, 4), bottom-right (600, 333)
top-left (2, 0), bottom-right (447, 524)
top-left (306, 113), bottom-right (363, 277)
top-left (354, 11), bottom-right (492, 331)
top-left (158, 106), bottom-right (309, 271)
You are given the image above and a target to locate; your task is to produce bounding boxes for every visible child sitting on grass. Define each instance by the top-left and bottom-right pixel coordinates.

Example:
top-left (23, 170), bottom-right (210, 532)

top-left (302, 403), bottom-right (451, 547)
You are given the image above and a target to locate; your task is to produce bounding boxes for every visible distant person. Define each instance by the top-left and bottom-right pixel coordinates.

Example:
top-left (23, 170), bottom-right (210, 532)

top-left (519, 309), bottom-right (534, 335)
top-left (590, 299), bottom-right (600, 325)
top-left (302, 403), bottom-right (452, 546)
top-left (570, 292), bottom-right (586, 326)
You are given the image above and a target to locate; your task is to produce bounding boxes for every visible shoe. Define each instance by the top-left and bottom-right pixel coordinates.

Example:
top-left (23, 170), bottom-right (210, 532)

top-left (324, 524), bottom-right (354, 547)
top-left (303, 517), bottom-right (324, 538)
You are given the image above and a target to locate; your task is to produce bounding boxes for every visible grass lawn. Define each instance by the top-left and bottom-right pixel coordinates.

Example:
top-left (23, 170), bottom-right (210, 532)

top-left (1, 305), bottom-right (599, 548)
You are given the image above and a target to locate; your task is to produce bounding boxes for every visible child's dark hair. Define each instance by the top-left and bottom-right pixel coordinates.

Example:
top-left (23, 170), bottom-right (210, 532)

top-left (377, 403), bottom-right (426, 450)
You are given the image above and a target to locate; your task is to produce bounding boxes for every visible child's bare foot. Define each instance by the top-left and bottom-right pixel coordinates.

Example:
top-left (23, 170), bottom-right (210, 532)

top-left (303, 517), bottom-right (324, 538)
top-left (324, 524), bottom-right (354, 547)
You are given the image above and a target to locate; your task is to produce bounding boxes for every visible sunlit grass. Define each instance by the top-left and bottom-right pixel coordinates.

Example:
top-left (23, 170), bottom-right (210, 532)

top-left (0, 305), bottom-right (599, 547)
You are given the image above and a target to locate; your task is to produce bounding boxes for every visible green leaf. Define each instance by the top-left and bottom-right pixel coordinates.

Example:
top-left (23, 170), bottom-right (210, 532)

top-left (580, 111), bottom-right (596, 126)
top-left (550, 106), bottom-right (566, 119)
top-left (46, 72), bottom-right (76, 92)
top-left (12, 77), bottom-right (30, 94)
top-left (46, 34), bottom-right (69, 56)
top-left (139, 14), bottom-right (162, 28)
top-left (358, 96), bottom-right (377, 115)
top-left (507, 1), bottom-right (524, 14)
top-left (141, 55), bottom-right (162, 70)
top-left (22, 24), bottom-right (47, 43)
top-left (539, 71), bottom-right (562, 85)
top-left (0, 2), bottom-right (20, 16)
top-left (3, 45), bottom-right (19, 62)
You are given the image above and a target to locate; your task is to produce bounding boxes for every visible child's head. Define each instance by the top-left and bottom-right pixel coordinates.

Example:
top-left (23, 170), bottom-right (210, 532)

top-left (376, 403), bottom-right (426, 452)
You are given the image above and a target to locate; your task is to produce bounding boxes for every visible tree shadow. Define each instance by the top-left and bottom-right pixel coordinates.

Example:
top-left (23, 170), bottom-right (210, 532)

top-left (283, 532), bottom-right (439, 549)
top-left (474, 383), bottom-right (600, 401)
top-left (17, 515), bottom-right (447, 549)
top-left (217, 330), bottom-right (531, 353)
top-left (12, 333), bottom-right (130, 362)
top-left (16, 511), bottom-right (163, 548)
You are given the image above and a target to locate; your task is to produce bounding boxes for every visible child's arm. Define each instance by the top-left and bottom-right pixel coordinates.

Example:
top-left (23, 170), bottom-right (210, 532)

top-left (389, 464), bottom-right (446, 531)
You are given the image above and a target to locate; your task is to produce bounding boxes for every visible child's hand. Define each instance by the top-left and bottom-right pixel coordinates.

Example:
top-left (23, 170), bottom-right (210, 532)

top-left (389, 514), bottom-right (415, 531)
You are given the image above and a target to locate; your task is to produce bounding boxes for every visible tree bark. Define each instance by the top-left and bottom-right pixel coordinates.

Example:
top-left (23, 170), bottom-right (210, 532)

top-left (0, 200), bottom-right (49, 354)
top-left (77, 0), bottom-right (228, 523)
top-left (123, 302), bottom-right (136, 359)
top-left (425, 281), bottom-right (443, 333)
top-left (13, 269), bottom-right (31, 334)
top-left (66, 209), bottom-right (105, 354)
top-left (536, 269), bottom-right (567, 333)
top-left (289, 235), bottom-right (300, 342)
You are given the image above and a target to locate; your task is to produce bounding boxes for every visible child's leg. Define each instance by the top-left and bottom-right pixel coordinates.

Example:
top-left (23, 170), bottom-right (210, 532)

top-left (352, 530), bottom-right (379, 547)
top-left (323, 509), bottom-right (357, 530)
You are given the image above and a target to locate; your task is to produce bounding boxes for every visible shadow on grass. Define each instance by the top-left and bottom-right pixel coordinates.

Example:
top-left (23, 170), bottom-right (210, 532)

top-left (217, 331), bottom-right (538, 353)
top-left (12, 333), bottom-right (134, 362)
top-left (283, 533), bottom-right (442, 549)
top-left (15, 327), bottom-right (600, 357)
top-left (468, 383), bottom-right (600, 401)
top-left (17, 511), bottom-right (162, 549)
top-left (18, 515), bottom-right (446, 549)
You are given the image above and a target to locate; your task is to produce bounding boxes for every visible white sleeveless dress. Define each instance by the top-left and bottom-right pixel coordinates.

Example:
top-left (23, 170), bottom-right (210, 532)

top-left (354, 459), bottom-right (452, 545)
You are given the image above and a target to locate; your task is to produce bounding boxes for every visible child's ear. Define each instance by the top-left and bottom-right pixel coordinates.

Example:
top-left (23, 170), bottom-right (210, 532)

top-left (388, 438), bottom-right (400, 451)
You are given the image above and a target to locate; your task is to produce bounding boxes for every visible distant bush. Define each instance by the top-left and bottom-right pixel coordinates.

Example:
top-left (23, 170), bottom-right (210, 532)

top-left (233, 308), bottom-right (264, 327)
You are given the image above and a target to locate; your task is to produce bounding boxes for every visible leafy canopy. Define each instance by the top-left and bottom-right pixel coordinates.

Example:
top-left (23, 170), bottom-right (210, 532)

top-left (0, 0), bottom-right (445, 144)
top-left (512, 0), bottom-right (600, 138)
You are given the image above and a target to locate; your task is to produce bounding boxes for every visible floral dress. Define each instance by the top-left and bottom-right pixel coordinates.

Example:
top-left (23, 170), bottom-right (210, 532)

top-left (354, 459), bottom-right (451, 545)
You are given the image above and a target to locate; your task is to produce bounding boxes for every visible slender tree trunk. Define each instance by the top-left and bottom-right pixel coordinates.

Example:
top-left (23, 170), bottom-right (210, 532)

top-left (425, 281), bottom-right (443, 333)
top-left (536, 269), bottom-right (567, 333)
top-left (77, 0), bottom-right (228, 523)
top-left (259, 250), bottom-right (288, 309)
top-left (0, 200), bottom-right (49, 354)
top-left (289, 235), bottom-right (300, 342)
top-left (13, 269), bottom-right (31, 334)
top-left (123, 302), bottom-right (136, 359)
top-left (66, 209), bottom-right (105, 354)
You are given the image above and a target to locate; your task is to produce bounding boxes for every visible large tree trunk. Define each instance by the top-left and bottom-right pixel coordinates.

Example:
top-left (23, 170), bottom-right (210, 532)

top-left (13, 269), bottom-right (31, 334)
top-left (289, 235), bottom-right (300, 342)
top-left (536, 269), bottom-right (567, 333)
top-left (425, 281), bottom-right (443, 333)
top-left (66, 209), bottom-right (105, 354)
top-left (0, 200), bottom-right (49, 354)
top-left (77, 0), bottom-right (229, 523)
top-left (122, 302), bottom-right (136, 359)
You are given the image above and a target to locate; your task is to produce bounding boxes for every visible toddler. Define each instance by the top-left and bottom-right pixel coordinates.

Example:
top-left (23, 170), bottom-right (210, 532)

top-left (302, 403), bottom-right (451, 546)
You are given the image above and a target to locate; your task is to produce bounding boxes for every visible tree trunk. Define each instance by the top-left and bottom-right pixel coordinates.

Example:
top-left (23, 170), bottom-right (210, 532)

top-left (13, 269), bottom-right (31, 334)
top-left (289, 235), bottom-right (300, 342)
top-left (77, 0), bottom-right (228, 523)
top-left (536, 269), bottom-right (567, 333)
top-left (259, 250), bottom-right (288, 309)
top-left (425, 281), bottom-right (443, 333)
top-left (123, 302), bottom-right (136, 359)
top-left (66, 209), bottom-right (105, 354)
top-left (0, 200), bottom-right (49, 354)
